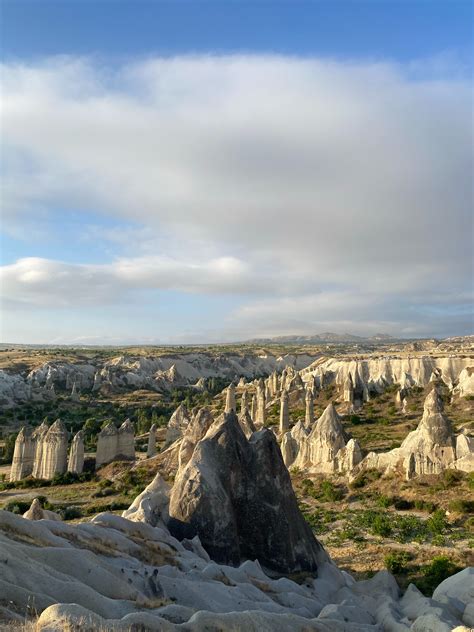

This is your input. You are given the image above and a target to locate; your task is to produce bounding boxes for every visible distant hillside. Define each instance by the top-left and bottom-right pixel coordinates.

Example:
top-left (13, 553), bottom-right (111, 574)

top-left (246, 332), bottom-right (398, 344)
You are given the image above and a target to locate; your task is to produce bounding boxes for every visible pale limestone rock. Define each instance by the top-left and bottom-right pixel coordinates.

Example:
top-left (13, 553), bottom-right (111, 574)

top-left (293, 403), bottom-right (349, 472)
top-left (456, 432), bottom-right (474, 459)
top-left (224, 383), bottom-right (236, 413)
top-left (95, 422), bottom-right (119, 468)
top-left (343, 373), bottom-right (354, 405)
top-left (39, 419), bottom-right (69, 480)
top-left (70, 381), bottom-right (80, 402)
top-left (251, 393), bottom-right (257, 421)
top-left (237, 377), bottom-right (246, 388)
top-left (10, 427), bottom-right (35, 481)
top-left (193, 377), bottom-right (206, 391)
top-left (67, 431), bottom-right (84, 474)
top-left (117, 419), bottom-right (135, 460)
top-left (279, 389), bottom-right (290, 434)
top-left (240, 388), bottom-right (248, 415)
top-left (238, 409), bottom-right (256, 439)
top-left (305, 387), bottom-right (314, 426)
top-left (178, 408), bottom-right (214, 470)
top-left (147, 423), bottom-right (157, 458)
top-left (32, 421), bottom-right (49, 479)
top-left (23, 498), bottom-right (61, 521)
top-left (165, 403), bottom-right (191, 446)
top-left (122, 472), bottom-right (170, 529)
top-left (281, 421), bottom-right (309, 468)
top-left (256, 387), bottom-right (266, 427)
top-left (337, 438), bottom-right (362, 472)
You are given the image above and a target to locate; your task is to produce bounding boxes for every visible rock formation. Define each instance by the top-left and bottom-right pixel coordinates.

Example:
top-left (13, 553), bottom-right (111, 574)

top-left (238, 409), bottom-right (256, 439)
top-left (70, 381), bottom-right (80, 402)
top-left (117, 419), bottom-right (135, 460)
top-left (282, 403), bottom-right (360, 474)
top-left (256, 384), bottom-right (266, 427)
top-left (357, 388), bottom-right (473, 478)
top-left (37, 419), bottom-right (69, 480)
top-left (165, 403), bottom-right (191, 446)
top-left (95, 422), bottom-right (119, 468)
top-left (23, 498), bottom-right (61, 521)
top-left (279, 389), bottom-right (290, 434)
top-left (10, 427), bottom-right (35, 481)
top-left (147, 423), bottom-right (157, 457)
top-left (177, 408), bottom-right (214, 470)
top-left (31, 421), bottom-right (49, 479)
top-left (251, 393), bottom-right (257, 421)
top-left (224, 383), bottom-right (236, 413)
top-left (240, 388), bottom-right (248, 414)
top-left (343, 373), bottom-right (354, 408)
top-left (305, 387), bottom-right (314, 426)
top-left (67, 431), bottom-right (84, 474)
top-left (168, 411), bottom-right (328, 573)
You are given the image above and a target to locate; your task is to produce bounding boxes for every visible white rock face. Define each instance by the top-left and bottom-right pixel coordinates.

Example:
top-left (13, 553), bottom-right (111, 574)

top-left (147, 423), bottom-right (157, 458)
top-left (36, 419), bottom-right (69, 480)
top-left (280, 389), bottom-right (290, 434)
top-left (0, 508), bottom-right (471, 631)
top-left (224, 383), bottom-right (236, 413)
top-left (95, 422), bottom-right (119, 468)
top-left (32, 421), bottom-right (49, 479)
top-left (282, 403), bottom-right (358, 474)
top-left (67, 431), bottom-right (84, 474)
top-left (356, 388), bottom-right (474, 477)
top-left (117, 419), bottom-right (135, 460)
top-left (303, 355), bottom-right (474, 395)
top-left (122, 473), bottom-right (170, 529)
top-left (10, 427), bottom-right (35, 481)
top-left (165, 403), bottom-right (191, 446)
top-left (23, 498), bottom-right (61, 522)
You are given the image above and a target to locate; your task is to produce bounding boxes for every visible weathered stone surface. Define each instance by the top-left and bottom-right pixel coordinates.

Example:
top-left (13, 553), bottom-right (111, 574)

top-left (10, 427), bottom-right (35, 481)
top-left (32, 421), bottom-right (49, 479)
top-left (280, 389), bottom-right (290, 434)
top-left (122, 472), bottom-right (170, 529)
top-left (165, 403), bottom-right (191, 446)
top-left (147, 423), bottom-right (157, 458)
top-left (305, 387), bottom-right (315, 426)
top-left (178, 408), bottom-right (214, 470)
top-left (168, 412), bottom-right (328, 573)
top-left (38, 419), bottom-right (69, 480)
top-left (224, 383), bottom-right (236, 413)
top-left (117, 419), bottom-right (135, 460)
top-left (67, 431), bottom-right (84, 474)
top-left (23, 498), bottom-right (61, 521)
top-left (95, 422), bottom-right (119, 468)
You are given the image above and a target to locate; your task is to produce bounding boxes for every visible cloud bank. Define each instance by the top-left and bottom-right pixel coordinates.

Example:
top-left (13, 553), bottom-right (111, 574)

top-left (1, 55), bottom-right (472, 341)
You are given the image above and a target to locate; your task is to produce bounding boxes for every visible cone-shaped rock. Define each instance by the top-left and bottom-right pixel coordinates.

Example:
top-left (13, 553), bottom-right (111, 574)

top-left (40, 419), bottom-right (68, 479)
top-left (224, 383), bottom-right (236, 413)
top-left (168, 411), bottom-right (328, 573)
top-left (32, 421), bottom-right (49, 479)
top-left (147, 423), bottom-right (157, 458)
top-left (117, 419), bottom-right (135, 460)
top-left (95, 422), bottom-right (119, 468)
top-left (67, 431), bottom-right (84, 474)
top-left (279, 390), bottom-right (289, 434)
top-left (10, 427), bottom-right (35, 481)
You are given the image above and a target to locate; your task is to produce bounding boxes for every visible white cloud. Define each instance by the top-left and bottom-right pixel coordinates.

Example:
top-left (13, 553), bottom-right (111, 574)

top-left (0, 54), bottom-right (472, 339)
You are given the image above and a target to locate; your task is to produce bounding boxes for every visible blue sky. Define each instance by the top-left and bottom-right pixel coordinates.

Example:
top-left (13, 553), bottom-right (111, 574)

top-left (1, 1), bottom-right (472, 343)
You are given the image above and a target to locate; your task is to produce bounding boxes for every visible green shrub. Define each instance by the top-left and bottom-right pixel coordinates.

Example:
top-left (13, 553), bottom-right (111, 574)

top-left (59, 506), bottom-right (83, 520)
top-left (448, 499), bottom-right (474, 514)
top-left (376, 495), bottom-right (392, 508)
top-left (3, 500), bottom-right (31, 514)
top-left (371, 514), bottom-right (392, 537)
top-left (384, 550), bottom-right (412, 574)
top-left (320, 480), bottom-right (344, 502)
top-left (427, 509), bottom-right (448, 535)
top-left (392, 497), bottom-right (414, 511)
top-left (442, 470), bottom-right (463, 487)
top-left (416, 556), bottom-right (461, 595)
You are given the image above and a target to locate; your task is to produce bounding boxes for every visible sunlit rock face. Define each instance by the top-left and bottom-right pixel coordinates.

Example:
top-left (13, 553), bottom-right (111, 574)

top-left (10, 427), bottom-right (35, 482)
top-left (67, 430), bottom-right (84, 474)
top-left (168, 412), bottom-right (328, 574)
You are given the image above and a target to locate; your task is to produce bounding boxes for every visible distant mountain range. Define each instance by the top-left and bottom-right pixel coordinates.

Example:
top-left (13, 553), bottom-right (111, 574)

top-left (246, 332), bottom-right (398, 344)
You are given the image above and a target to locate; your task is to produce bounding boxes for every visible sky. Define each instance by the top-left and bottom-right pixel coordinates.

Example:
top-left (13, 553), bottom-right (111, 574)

top-left (0, 0), bottom-right (473, 344)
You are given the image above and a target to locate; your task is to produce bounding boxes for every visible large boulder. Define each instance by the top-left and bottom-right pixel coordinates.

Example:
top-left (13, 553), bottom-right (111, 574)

top-left (168, 412), bottom-right (328, 574)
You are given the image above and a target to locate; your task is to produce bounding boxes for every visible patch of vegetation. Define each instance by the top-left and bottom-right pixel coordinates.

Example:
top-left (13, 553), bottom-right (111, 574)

top-left (384, 550), bottom-right (413, 574)
top-left (349, 469), bottom-right (382, 489)
top-left (415, 556), bottom-right (462, 596)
